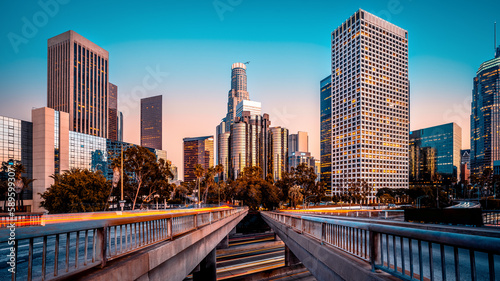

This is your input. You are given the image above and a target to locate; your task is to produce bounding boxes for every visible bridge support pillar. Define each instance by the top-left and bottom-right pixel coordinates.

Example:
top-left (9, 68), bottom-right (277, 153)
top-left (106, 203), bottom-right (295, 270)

top-left (284, 245), bottom-right (301, 267)
top-left (193, 248), bottom-right (217, 281)
top-left (217, 235), bottom-right (229, 249)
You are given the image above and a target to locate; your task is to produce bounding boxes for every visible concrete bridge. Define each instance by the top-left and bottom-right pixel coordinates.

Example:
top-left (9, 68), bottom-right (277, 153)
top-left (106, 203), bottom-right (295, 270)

top-left (262, 211), bottom-right (500, 281)
top-left (0, 207), bottom-right (247, 281)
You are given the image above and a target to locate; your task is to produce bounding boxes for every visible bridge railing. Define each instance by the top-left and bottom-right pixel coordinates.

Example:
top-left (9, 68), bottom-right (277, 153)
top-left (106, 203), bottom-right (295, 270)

top-left (0, 207), bottom-right (245, 281)
top-left (264, 212), bottom-right (500, 281)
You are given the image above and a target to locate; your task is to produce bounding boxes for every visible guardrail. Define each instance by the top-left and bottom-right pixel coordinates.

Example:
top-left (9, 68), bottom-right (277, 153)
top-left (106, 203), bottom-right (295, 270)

top-left (0, 213), bottom-right (44, 228)
top-left (264, 212), bottom-right (500, 281)
top-left (0, 207), bottom-right (246, 281)
top-left (483, 210), bottom-right (500, 227)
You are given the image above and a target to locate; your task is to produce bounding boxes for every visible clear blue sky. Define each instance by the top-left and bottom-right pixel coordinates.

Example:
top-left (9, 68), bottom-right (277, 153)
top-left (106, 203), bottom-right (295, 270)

top-left (0, 0), bottom-right (498, 178)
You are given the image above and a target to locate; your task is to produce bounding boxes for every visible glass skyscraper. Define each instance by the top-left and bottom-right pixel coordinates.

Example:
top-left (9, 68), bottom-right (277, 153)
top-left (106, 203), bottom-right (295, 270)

top-left (141, 95), bottom-right (163, 150)
top-left (409, 123), bottom-right (462, 184)
top-left (330, 10), bottom-right (409, 201)
top-left (320, 76), bottom-right (332, 192)
top-left (269, 127), bottom-right (288, 181)
top-left (470, 47), bottom-right (500, 175)
top-left (225, 63), bottom-right (250, 132)
top-left (0, 115), bottom-right (33, 201)
top-left (108, 83), bottom-right (118, 141)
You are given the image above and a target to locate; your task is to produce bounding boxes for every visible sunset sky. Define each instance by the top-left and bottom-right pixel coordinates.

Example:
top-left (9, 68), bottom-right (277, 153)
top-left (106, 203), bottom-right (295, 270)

top-left (1, 0), bottom-right (499, 179)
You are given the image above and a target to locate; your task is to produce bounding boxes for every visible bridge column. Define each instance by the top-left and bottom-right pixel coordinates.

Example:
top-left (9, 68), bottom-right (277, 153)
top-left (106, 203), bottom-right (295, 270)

top-left (284, 245), bottom-right (301, 267)
top-left (193, 248), bottom-right (217, 281)
top-left (217, 235), bottom-right (229, 249)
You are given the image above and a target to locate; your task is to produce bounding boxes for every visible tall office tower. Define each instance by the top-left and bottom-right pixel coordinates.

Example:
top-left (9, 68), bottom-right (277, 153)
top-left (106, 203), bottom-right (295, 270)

top-left (216, 119), bottom-right (229, 178)
top-left (330, 10), bottom-right (409, 200)
top-left (117, 111), bottom-right (124, 142)
top-left (225, 63), bottom-right (250, 131)
top-left (320, 76), bottom-right (332, 192)
top-left (141, 95), bottom-right (162, 150)
top-left (229, 112), bottom-right (271, 179)
top-left (409, 123), bottom-right (462, 184)
top-left (47, 30), bottom-right (109, 138)
top-left (269, 127), bottom-right (288, 181)
top-left (470, 44), bottom-right (500, 175)
top-left (460, 149), bottom-right (471, 183)
top-left (183, 136), bottom-right (214, 182)
top-left (288, 131), bottom-right (309, 155)
top-left (108, 83), bottom-right (118, 141)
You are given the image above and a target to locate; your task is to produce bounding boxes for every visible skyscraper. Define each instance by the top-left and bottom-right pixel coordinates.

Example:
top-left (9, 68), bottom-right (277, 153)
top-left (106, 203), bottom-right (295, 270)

top-left (320, 76), bottom-right (332, 192)
top-left (409, 123), bottom-right (462, 184)
top-left (330, 10), bottom-right (409, 200)
top-left (269, 127), bottom-right (288, 181)
top-left (47, 30), bottom-right (109, 138)
top-left (108, 83), bottom-right (118, 141)
top-left (117, 111), bottom-right (124, 142)
top-left (470, 45), bottom-right (500, 175)
top-left (288, 131), bottom-right (308, 156)
top-left (141, 95), bottom-right (162, 150)
top-left (225, 63), bottom-right (249, 131)
top-left (183, 136), bottom-right (214, 182)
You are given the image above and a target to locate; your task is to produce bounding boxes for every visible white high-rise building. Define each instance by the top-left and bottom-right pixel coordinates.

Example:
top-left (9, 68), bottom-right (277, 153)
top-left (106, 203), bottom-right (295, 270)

top-left (236, 100), bottom-right (261, 118)
top-left (330, 9), bottom-right (409, 201)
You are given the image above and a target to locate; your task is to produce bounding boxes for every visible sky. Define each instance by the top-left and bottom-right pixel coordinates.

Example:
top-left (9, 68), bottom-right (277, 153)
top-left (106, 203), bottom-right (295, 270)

top-left (0, 0), bottom-right (499, 180)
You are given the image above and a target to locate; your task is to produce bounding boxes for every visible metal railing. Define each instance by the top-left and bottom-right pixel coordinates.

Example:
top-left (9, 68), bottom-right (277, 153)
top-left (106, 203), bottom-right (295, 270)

top-left (483, 210), bottom-right (500, 227)
top-left (282, 209), bottom-right (404, 220)
top-left (0, 207), bottom-right (245, 281)
top-left (264, 212), bottom-right (500, 281)
top-left (0, 213), bottom-right (44, 228)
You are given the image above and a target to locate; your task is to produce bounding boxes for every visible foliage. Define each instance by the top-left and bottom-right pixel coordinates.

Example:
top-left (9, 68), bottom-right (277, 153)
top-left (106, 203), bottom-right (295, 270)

top-left (40, 169), bottom-right (109, 213)
top-left (275, 163), bottom-right (324, 207)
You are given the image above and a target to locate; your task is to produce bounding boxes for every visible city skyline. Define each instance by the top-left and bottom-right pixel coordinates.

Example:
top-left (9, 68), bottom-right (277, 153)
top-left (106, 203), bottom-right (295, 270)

top-left (1, 1), bottom-right (499, 179)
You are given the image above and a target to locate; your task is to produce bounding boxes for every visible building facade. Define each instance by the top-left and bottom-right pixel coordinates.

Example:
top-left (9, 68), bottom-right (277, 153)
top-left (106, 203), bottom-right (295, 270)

top-left (47, 30), bottom-right (109, 138)
top-left (225, 63), bottom-right (250, 132)
top-left (269, 127), bottom-right (288, 181)
top-left (108, 83), bottom-right (118, 141)
top-left (409, 123), bottom-right (462, 184)
top-left (330, 10), bottom-right (409, 200)
top-left (288, 131), bottom-right (308, 156)
top-left (320, 76), bottom-right (332, 192)
top-left (0, 115), bottom-right (33, 205)
top-left (460, 149), bottom-right (470, 182)
top-left (183, 136), bottom-right (214, 182)
top-left (141, 95), bottom-right (162, 150)
top-left (470, 49), bottom-right (500, 175)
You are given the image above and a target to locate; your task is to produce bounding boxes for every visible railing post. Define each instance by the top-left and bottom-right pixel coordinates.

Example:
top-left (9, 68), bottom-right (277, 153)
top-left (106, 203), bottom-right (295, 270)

top-left (168, 218), bottom-right (173, 239)
top-left (369, 230), bottom-right (380, 272)
top-left (95, 226), bottom-right (107, 268)
top-left (194, 214), bottom-right (198, 229)
top-left (321, 222), bottom-right (325, 245)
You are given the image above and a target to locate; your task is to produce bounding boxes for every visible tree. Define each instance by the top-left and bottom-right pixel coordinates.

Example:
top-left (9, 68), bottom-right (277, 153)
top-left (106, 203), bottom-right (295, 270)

top-left (194, 164), bottom-right (204, 205)
top-left (40, 169), bottom-right (109, 213)
top-left (233, 166), bottom-right (263, 210)
top-left (215, 164), bottom-right (224, 205)
top-left (288, 185), bottom-right (303, 209)
top-left (1, 161), bottom-right (34, 210)
top-left (123, 146), bottom-right (158, 210)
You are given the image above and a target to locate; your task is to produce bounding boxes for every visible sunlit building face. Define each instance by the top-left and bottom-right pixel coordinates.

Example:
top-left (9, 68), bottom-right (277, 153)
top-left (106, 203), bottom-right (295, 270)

top-left (330, 9), bottom-right (409, 200)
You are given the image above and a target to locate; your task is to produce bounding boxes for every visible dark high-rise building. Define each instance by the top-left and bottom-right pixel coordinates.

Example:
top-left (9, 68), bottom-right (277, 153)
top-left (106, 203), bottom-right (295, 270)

top-left (108, 83), bottom-right (118, 141)
top-left (460, 149), bottom-right (470, 182)
top-left (183, 136), bottom-right (214, 182)
top-left (117, 111), bottom-right (124, 142)
top-left (320, 76), bottom-right (332, 192)
top-left (409, 123), bottom-right (462, 184)
top-left (141, 95), bottom-right (162, 150)
top-left (47, 30), bottom-right (109, 138)
top-left (225, 63), bottom-right (249, 132)
top-left (470, 46), bottom-right (500, 175)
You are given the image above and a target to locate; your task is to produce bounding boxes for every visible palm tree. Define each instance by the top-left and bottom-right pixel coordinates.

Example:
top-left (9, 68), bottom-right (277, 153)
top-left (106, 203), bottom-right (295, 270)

top-left (288, 185), bottom-right (303, 209)
top-left (194, 164), bottom-right (204, 207)
top-left (202, 167), bottom-right (216, 204)
top-left (215, 164), bottom-right (224, 206)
